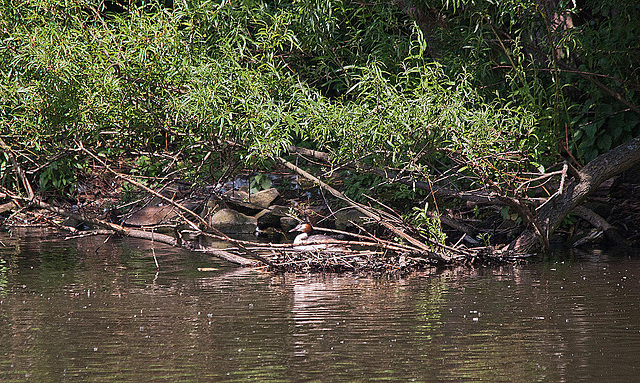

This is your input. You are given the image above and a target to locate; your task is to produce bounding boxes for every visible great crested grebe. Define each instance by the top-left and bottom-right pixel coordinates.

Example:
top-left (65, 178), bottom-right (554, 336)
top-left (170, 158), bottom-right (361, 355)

top-left (289, 222), bottom-right (343, 251)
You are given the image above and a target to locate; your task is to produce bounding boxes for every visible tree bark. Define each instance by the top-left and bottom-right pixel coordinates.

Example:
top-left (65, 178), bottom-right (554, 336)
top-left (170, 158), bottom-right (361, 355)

top-left (506, 136), bottom-right (640, 253)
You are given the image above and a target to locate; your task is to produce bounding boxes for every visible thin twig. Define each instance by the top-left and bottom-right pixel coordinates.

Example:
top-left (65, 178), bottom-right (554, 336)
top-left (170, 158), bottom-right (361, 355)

top-left (0, 138), bottom-right (34, 199)
top-left (0, 189), bottom-right (257, 266)
top-left (276, 155), bottom-right (451, 261)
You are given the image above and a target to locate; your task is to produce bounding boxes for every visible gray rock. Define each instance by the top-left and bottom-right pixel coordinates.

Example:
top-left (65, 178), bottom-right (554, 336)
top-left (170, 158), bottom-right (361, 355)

top-left (280, 216), bottom-right (299, 232)
top-left (222, 188), bottom-right (280, 211)
top-left (222, 189), bottom-right (250, 200)
top-left (334, 208), bottom-right (367, 230)
top-left (209, 208), bottom-right (257, 234)
top-left (249, 187), bottom-right (280, 207)
top-left (125, 205), bottom-right (178, 226)
top-left (200, 198), bottom-right (222, 219)
top-left (255, 205), bottom-right (290, 227)
top-left (124, 201), bottom-right (201, 227)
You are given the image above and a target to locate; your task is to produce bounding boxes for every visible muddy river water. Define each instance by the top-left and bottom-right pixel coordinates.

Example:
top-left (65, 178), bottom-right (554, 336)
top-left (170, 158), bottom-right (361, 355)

top-left (1, 229), bottom-right (640, 382)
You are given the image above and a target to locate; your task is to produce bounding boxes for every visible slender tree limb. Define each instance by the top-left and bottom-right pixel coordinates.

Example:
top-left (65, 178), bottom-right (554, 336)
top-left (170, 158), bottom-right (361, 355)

top-left (289, 146), bottom-right (331, 162)
top-left (275, 155), bottom-right (452, 261)
top-left (0, 138), bottom-right (34, 199)
top-left (570, 66), bottom-right (640, 115)
top-left (0, 190), bottom-right (257, 266)
top-left (313, 226), bottom-right (423, 253)
top-left (438, 214), bottom-right (476, 237)
top-left (573, 205), bottom-right (622, 245)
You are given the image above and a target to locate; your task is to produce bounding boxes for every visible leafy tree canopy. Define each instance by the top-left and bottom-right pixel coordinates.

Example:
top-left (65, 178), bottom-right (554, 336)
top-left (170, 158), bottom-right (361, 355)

top-left (1, 0), bottom-right (638, 196)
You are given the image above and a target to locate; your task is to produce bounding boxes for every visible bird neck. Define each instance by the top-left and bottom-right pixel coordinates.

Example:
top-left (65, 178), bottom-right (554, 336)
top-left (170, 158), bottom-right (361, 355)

top-left (293, 232), bottom-right (309, 245)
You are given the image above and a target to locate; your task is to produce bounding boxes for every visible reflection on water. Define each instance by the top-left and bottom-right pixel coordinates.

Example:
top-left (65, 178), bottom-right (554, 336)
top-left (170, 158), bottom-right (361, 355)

top-left (1, 230), bottom-right (640, 382)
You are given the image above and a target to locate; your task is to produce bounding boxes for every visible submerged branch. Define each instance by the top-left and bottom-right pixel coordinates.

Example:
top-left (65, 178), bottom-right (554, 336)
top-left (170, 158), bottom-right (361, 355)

top-left (0, 190), bottom-right (257, 266)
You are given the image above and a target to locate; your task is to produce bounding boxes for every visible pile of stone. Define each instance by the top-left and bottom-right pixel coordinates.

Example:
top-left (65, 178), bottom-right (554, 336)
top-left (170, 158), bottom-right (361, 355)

top-left (122, 186), bottom-right (295, 238)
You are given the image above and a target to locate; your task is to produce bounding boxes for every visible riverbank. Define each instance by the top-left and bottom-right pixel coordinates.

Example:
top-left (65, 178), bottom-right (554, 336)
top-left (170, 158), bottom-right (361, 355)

top-left (2, 157), bottom-right (638, 272)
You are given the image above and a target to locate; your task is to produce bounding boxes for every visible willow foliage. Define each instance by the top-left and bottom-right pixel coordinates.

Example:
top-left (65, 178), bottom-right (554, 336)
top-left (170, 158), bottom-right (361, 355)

top-left (1, 0), bottom-right (539, 189)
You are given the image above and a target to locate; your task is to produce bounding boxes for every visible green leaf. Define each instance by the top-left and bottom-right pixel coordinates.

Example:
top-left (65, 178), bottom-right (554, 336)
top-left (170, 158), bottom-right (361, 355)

top-left (585, 148), bottom-right (599, 163)
top-left (500, 206), bottom-right (510, 220)
top-left (611, 124), bottom-right (623, 140)
top-left (531, 162), bottom-right (545, 173)
top-left (597, 135), bottom-right (612, 151)
top-left (284, 114), bottom-right (297, 128)
top-left (584, 122), bottom-right (598, 139)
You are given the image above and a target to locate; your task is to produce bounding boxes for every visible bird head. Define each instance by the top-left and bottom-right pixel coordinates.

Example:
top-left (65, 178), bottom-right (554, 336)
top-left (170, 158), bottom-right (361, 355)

top-left (289, 222), bottom-right (313, 233)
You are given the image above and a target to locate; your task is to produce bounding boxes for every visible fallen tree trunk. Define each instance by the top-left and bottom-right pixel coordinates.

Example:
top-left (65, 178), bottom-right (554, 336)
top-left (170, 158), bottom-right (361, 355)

top-left (506, 136), bottom-right (640, 254)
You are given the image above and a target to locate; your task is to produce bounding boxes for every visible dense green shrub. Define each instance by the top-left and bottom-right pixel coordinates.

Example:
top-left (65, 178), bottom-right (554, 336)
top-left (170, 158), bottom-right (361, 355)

top-left (418, 0), bottom-right (640, 162)
top-left (1, 0), bottom-right (635, 198)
